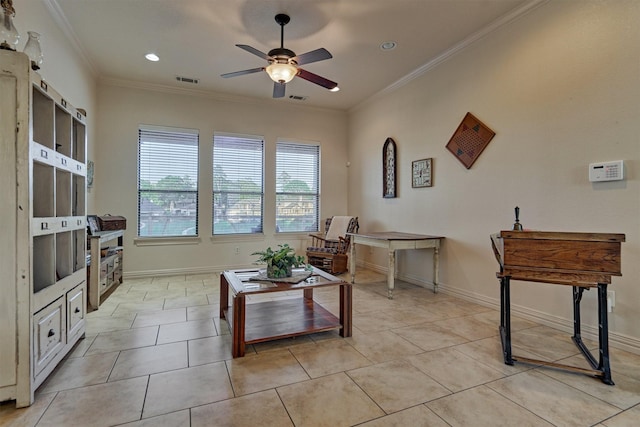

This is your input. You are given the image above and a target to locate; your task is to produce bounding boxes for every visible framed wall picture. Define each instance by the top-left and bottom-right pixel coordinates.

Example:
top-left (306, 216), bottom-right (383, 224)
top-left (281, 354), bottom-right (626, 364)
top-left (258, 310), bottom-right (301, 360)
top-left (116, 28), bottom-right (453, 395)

top-left (382, 137), bottom-right (397, 198)
top-left (87, 215), bottom-right (100, 235)
top-left (446, 112), bottom-right (495, 169)
top-left (87, 160), bottom-right (94, 188)
top-left (412, 158), bottom-right (432, 188)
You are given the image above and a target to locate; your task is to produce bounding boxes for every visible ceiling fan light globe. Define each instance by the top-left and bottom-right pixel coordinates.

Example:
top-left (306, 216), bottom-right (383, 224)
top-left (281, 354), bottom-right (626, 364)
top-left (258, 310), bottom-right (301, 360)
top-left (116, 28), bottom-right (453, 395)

top-left (266, 62), bottom-right (297, 84)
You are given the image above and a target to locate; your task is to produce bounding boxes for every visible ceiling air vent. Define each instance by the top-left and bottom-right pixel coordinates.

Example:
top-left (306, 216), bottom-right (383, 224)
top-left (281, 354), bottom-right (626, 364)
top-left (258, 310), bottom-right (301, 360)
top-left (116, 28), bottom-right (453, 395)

top-left (175, 76), bottom-right (199, 84)
top-left (288, 95), bottom-right (308, 101)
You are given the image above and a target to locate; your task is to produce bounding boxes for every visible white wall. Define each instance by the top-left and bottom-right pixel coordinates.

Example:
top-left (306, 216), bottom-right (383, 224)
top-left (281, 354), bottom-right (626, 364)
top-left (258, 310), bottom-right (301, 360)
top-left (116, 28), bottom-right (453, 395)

top-left (93, 83), bottom-right (348, 275)
top-left (348, 0), bottom-right (640, 349)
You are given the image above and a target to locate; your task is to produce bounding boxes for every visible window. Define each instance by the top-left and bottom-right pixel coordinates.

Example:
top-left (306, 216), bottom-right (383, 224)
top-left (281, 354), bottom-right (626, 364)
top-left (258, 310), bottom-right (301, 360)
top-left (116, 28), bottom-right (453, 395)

top-left (138, 126), bottom-right (199, 237)
top-left (213, 133), bottom-right (264, 235)
top-left (276, 141), bottom-right (320, 232)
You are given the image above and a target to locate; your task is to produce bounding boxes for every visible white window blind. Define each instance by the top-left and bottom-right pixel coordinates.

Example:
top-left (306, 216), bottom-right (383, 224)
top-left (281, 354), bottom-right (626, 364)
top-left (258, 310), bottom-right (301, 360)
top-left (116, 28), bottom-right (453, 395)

top-left (138, 126), bottom-right (199, 237)
top-left (213, 133), bottom-right (264, 235)
top-left (276, 142), bottom-right (320, 232)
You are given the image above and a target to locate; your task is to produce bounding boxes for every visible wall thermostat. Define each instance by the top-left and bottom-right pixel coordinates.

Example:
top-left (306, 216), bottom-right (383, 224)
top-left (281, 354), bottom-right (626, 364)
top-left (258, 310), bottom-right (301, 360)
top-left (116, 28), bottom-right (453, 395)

top-left (589, 160), bottom-right (624, 182)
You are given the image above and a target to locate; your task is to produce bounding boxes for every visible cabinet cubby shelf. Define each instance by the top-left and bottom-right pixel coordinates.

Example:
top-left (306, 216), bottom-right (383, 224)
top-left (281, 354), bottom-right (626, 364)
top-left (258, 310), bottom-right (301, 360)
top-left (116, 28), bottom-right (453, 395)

top-left (0, 50), bottom-right (88, 408)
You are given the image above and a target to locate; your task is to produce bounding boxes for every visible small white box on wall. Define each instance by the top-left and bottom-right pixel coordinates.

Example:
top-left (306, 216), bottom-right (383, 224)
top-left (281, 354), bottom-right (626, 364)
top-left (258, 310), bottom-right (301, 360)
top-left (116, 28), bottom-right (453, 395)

top-left (589, 160), bottom-right (624, 182)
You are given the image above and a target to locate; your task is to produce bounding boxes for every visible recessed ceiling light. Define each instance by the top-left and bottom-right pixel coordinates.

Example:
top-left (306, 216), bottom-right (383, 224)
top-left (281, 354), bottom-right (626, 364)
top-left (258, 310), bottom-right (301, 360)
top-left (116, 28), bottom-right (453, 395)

top-left (380, 41), bottom-right (397, 51)
top-left (145, 53), bottom-right (160, 62)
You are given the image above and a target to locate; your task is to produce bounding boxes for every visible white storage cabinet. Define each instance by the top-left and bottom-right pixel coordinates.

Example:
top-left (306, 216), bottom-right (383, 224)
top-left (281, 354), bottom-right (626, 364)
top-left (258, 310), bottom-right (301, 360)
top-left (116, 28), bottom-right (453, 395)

top-left (0, 51), bottom-right (87, 407)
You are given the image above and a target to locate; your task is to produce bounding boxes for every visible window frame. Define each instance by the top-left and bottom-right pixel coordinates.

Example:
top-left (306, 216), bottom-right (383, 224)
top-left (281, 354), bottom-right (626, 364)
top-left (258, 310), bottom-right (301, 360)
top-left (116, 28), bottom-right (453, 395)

top-left (212, 132), bottom-right (265, 236)
top-left (275, 140), bottom-right (320, 233)
top-left (137, 124), bottom-right (199, 239)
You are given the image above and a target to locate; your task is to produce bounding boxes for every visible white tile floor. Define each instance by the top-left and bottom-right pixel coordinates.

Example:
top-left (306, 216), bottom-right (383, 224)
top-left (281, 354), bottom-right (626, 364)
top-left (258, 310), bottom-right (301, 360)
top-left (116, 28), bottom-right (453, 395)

top-left (1, 269), bottom-right (639, 426)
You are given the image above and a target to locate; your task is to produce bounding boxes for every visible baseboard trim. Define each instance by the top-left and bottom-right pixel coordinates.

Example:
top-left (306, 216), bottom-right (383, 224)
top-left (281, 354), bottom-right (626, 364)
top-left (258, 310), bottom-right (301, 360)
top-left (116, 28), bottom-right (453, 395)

top-left (124, 263), bottom-right (251, 279)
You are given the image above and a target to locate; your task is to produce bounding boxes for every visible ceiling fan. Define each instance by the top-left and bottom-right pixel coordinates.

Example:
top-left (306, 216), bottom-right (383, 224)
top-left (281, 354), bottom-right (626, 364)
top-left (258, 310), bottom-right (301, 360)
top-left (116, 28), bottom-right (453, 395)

top-left (221, 13), bottom-right (339, 98)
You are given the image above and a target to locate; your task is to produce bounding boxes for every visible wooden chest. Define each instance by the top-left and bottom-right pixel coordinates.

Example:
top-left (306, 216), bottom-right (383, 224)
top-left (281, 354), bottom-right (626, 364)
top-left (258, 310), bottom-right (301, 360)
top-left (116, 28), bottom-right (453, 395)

top-left (492, 231), bottom-right (624, 287)
top-left (98, 215), bottom-right (126, 231)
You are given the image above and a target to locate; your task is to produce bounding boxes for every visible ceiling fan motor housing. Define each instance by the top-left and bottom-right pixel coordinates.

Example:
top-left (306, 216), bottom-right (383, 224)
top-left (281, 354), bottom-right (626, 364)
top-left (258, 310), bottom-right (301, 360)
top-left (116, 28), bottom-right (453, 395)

top-left (267, 48), bottom-right (297, 65)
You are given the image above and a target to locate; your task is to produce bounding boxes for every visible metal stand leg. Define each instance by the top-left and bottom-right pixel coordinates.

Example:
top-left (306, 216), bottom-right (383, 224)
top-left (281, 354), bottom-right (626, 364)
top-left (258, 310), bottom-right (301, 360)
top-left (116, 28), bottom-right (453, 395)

top-left (571, 285), bottom-right (614, 385)
top-left (572, 286), bottom-right (597, 366)
top-left (572, 287), bottom-right (586, 345)
top-left (597, 284), bottom-right (614, 385)
top-left (499, 276), bottom-right (514, 365)
top-left (498, 277), bottom-right (614, 384)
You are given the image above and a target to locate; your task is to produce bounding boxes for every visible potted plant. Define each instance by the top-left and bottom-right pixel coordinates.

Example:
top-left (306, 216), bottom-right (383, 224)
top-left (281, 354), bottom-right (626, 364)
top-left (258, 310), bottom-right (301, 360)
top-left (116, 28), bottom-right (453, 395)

top-left (252, 244), bottom-right (306, 278)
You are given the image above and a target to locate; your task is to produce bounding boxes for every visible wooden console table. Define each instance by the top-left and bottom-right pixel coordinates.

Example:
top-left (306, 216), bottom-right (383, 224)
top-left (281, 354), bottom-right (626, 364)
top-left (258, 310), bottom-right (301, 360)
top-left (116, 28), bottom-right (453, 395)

top-left (220, 267), bottom-right (351, 357)
top-left (87, 230), bottom-right (124, 310)
top-left (348, 232), bottom-right (444, 298)
top-left (492, 230), bottom-right (625, 384)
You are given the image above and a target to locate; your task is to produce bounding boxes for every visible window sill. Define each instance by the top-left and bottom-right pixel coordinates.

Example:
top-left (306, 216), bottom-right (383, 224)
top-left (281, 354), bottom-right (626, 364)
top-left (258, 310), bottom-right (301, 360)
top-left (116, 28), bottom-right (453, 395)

top-left (134, 236), bottom-right (202, 246)
top-left (209, 232), bottom-right (311, 243)
top-left (210, 234), bottom-right (265, 244)
top-left (276, 232), bottom-right (312, 240)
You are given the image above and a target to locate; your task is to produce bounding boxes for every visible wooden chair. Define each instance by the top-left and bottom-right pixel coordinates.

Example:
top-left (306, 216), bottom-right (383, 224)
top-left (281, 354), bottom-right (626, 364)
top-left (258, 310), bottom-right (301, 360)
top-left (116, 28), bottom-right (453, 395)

top-left (306, 216), bottom-right (359, 274)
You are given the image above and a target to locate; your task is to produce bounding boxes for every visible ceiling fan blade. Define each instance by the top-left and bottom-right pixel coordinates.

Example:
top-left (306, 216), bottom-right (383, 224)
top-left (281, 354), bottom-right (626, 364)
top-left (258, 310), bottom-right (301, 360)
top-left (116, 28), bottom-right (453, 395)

top-left (294, 48), bottom-right (332, 65)
top-left (221, 67), bottom-right (264, 78)
top-left (296, 68), bottom-right (338, 90)
top-left (236, 44), bottom-right (272, 61)
top-left (273, 82), bottom-right (286, 98)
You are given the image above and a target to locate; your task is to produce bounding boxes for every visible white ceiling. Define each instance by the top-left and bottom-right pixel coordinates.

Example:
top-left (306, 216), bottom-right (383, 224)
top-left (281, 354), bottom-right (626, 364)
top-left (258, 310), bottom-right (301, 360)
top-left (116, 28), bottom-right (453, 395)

top-left (51, 0), bottom-right (531, 110)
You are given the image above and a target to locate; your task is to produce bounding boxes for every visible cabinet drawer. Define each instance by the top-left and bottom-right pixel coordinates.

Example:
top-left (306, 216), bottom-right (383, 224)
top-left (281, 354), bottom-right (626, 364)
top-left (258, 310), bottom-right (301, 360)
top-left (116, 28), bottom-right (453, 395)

top-left (101, 258), bottom-right (115, 275)
top-left (33, 298), bottom-right (65, 375)
top-left (67, 284), bottom-right (85, 338)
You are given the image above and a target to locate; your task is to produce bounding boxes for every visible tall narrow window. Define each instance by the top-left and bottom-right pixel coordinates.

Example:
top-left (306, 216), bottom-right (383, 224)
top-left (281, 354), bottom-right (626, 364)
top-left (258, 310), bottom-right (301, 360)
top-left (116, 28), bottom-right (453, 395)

top-left (276, 141), bottom-right (320, 232)
top-left (138, 126), bottom-right (199, 237)
top-left (213, 133), bottom-right (264, 235)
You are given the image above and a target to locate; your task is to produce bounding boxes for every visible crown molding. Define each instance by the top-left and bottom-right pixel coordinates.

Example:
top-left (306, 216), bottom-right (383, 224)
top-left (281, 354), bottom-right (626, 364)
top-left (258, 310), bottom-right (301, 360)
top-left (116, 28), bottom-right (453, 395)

top-left (44, 0), bottom-right (99, 76)
top-left (99, 76), bottom-right (346, 115)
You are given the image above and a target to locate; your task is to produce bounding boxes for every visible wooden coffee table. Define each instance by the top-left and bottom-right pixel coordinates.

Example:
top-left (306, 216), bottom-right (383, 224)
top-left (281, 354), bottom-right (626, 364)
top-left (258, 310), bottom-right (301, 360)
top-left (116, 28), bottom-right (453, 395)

top-left (220, 266), bottom-right (352, 357)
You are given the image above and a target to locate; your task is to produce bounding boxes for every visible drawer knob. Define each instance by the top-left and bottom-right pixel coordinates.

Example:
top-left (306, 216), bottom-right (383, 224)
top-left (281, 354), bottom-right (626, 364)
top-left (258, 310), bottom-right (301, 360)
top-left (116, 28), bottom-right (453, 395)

top-left (74, 307), bottom-right (80, 313)
top-left (47, 329), bottom-right (55, 337)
